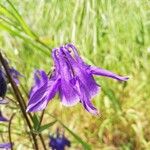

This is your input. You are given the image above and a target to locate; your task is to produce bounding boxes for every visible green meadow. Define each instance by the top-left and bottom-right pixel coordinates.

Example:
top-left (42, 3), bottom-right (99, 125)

top-left (0, 0), bottom-right (150, 149)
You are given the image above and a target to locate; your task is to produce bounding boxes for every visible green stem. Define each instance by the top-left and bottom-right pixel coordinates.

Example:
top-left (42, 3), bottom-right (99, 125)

top-left (8, 113), bottom-right (15, 150)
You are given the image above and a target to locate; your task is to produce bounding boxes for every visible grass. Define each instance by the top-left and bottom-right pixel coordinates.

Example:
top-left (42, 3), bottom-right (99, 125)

top-left (0, 0), bottom-right (150, 149)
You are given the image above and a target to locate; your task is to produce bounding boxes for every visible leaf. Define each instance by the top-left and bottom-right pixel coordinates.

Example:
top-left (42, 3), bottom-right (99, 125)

top-left (1, 1), bottom-right (51, 53)
top-left (32, 114), bottom-right (40, 130)
top-left (59, 121), bottom-right (91, 150)
top-left (5, 0), bottom-right (36, 38)
top-left (0, 22), bottom-right (49, 56)
top-left (38, 120), bottom-right (57, 133)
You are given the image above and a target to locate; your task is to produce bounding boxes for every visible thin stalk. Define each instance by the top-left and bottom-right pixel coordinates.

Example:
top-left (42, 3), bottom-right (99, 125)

top-left (38, 110), bottom-right (47, 150)
top-left (19, 86), bottom-right (47, 150)
top-left (0, 51), bottom-right (39, 150)
top-left (39, 134), bottom-right (47, 150)
top-left (8, 113), bottom-right (15, 150)
top-left (20, 83), bottom-right (47, 150)
top-left (39, 110), bottom-right (45, 126)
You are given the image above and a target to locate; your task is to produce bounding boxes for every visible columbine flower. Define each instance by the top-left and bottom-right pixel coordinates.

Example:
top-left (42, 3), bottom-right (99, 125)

top-left (0, 143), bottom-right (12, 149)
top-left (27, 44), bottom-right (128, 114)
top-left (0, 111), bottom-right (8, 122)
top-left (49, 130), bottom-right (71, 150)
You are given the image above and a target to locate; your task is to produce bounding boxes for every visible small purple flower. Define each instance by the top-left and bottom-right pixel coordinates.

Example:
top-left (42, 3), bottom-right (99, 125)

top-left (8, 68), bottom-right (23, 85)
top-left (49, 130), bottom-right (71, 150)
top-left (2, 58), bottom-right (23, 85)
top-left (0, 66), bottom-right (22, 103)
top-left (0, 111), bottom-right (9, 122)
top-left (0, 143), bottom-right (12, 149)
top-left (27, 44), bottom-right (128, 114)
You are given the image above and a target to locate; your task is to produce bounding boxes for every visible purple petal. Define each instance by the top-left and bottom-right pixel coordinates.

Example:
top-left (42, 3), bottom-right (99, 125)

top-left (0, 98), bottom-right (9, 104)
top-left (62, 47), bottom-right (100, 98)
top-left (77, 79), bottom-right (99, 115)
top-left (0, 116), bottom-right (8, 122)
top-left (0, 143), bottom-right (12, 149)
top-left (65, 44), bottom-right (82, 63)
top-left (66, 44), bottom-right (128, 81)
top-left (59, 78), bottom-right (80, 106)
top-left (56, 49), bottom-right (80, 106)
top-left (9, 68), bottom-right (24, 85)
top-left (26, 77), bottom-right (60, 112)
top-left (34, 70), bottom-right (48, 87)
top-left (52, 48), bottom-right (60, 74)
top-left (90, 66), bottom-right (129, 81)
top-left (29, 70), bottom-right (48, 99)
top-left (65, 44), bottom-right (89, 69)
top-left (47, 78), bottom-right (60, 100)
top-left (27, 82), bottom-right (48, 108)
top-left (0, 111), bottom-right (9, 122)
top-left (26, 95), bottom-right (50, 112)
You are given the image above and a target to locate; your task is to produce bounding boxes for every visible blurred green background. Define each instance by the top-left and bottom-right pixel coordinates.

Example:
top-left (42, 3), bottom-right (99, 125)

top-left (0, 0), bottom-right (150, 149)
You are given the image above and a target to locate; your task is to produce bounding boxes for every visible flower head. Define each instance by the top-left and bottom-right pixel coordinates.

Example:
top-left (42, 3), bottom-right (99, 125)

top-left (2, 58), bottom-right (23, 85)
top-left (49, 130), bottom-right (71, 150)
top-left (27, 44), bottom-right (128, 114)
top-left (0, 66), bottom-right (22, 103)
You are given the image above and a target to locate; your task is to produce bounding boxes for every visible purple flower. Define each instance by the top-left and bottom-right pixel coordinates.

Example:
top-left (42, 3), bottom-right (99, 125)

top-left (49, 130), bottom-right (71, 150)
top-left (8, 68), bottom-right (23, 85)
top-left (27, 44), bottom-right (128, 114)
top-left (2, 58), bottom-right (23, 85)
top-left (0, 66), bottom-right (22, 103)
top-left (0, 111), bottom-right (9, 122)
top-left (0, 143), bottom-right (12, 149)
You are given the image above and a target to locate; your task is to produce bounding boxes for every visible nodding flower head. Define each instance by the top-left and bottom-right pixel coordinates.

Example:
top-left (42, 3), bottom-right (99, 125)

top-left (27, 44), bottom-right (129, 115)
top-left (0, 66), bottom-right (22, 104)
top-left (49, 129), bottom-right (71, 150)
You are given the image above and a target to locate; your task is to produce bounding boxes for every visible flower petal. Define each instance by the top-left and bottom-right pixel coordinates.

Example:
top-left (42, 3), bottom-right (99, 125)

top-left (27, 82), bottom-right (48, 111)
top-left (55, 49), bottom-right (80, 106)
top-left (90, 66), bottom-right (129, 81)
top-left (29, 70), bottom-right (48, 99)
top-left (0, 111), bottom-right (9, 122)
top-left (62, 47), bottom-right (100, 98)
top-left (77, 79), bottom-right (99, 115)
top-left (26, 77), bottom-right (60, 112)
top-left (34, 70), bottom-right (48, 87)
top-left (0, 143), bottom-right (12, 149)
top-left (59, 78), bottom-right (80, 106)
top-left (0, 98), bottom-right (9, 104)
top-left (9, 67), bottom-right (24, 85)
